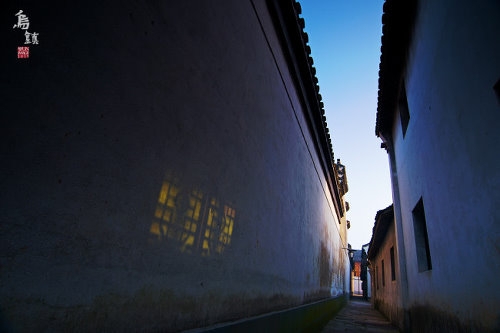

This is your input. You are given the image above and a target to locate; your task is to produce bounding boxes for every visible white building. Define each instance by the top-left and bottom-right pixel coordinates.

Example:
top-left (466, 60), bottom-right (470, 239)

top-left (368, 205), bottom-right (400, 327)
top-left (376, 0), bottom-right (500, 331)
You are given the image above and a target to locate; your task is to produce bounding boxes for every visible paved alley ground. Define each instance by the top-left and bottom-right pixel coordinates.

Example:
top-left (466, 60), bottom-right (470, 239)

top-left (320, 298), bottom-right (400, 333)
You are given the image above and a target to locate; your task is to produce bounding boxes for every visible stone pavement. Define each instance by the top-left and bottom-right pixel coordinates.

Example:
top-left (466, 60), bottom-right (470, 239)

top-left (320, 298), bottom-right (400, 333)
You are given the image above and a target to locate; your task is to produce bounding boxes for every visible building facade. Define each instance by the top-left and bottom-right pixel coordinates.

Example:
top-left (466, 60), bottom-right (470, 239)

top-left (361, 242), bottom-right (371, 299)
top-left (352, 250), bottom-right (363, 296)
top-left (376, 0), bottom-right (500, 331)
top-left (349, 245), bottom-right (370, 299)
top-left (1, 0), bottom-right (349, 331)
top-left (367, 205), bottom-right (401, 328)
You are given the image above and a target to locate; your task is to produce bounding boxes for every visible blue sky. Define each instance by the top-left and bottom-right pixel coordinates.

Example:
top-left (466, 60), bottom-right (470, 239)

top-left (299, 0), bottom-right (392, 249)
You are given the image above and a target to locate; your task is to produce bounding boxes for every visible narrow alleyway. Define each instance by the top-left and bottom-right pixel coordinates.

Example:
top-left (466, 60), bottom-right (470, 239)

top-left (320, 298), bottom-right (399, 333)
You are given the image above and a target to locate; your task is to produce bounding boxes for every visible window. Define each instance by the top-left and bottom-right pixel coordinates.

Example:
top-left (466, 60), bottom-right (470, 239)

top-left (390, 247), bottom-right (396, 281)
top-left (413, 197), bottom-right (432, 272)
top-left (376, 266), bottom-right (379, 290)
top-left (494, 79), bottom-right (500, 103)
top-left (399, 81), bottom-right (410, 137)
top-left (381, 260), bottom-right (385, 287)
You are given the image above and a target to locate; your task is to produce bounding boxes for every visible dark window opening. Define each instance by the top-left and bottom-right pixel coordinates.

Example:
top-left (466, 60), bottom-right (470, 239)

top-left (494, 79), bottom-right (500, 103)
top-left (399, 81), bottom-right (410, 137)
top-left (381, 260), bottom-right (385, 287)
top-left (413, 197), bottom-right (432, 272)
top-left (390, 247), bottom-right (396, 281)
top-left (376, 266), bottom-right (379, 290)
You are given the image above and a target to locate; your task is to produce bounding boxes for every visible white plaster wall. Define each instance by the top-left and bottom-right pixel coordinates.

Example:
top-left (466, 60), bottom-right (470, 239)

top-left (1, 0), bottom-right (347, 331)
top-left (391, 0), bottom-right (500, 329)
top-left (370, 223), bottom-right (401, 326)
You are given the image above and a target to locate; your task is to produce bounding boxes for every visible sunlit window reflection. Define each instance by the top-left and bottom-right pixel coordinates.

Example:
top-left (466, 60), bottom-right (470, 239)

top-left (150, 174), bottom-right (236, 256)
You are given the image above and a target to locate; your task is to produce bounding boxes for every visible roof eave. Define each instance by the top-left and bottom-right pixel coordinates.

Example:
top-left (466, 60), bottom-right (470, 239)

top-left (375, 0), bottom-right (418, 137)
top-left (367, 204), bottom-right (394, 260)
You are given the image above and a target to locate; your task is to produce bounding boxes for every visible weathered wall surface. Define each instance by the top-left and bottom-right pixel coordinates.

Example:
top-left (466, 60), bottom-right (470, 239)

top-left (389, 0), bottom-right (500, 331)
top-left (1, 0), bottom-right (348, 331)
top-left (370, 223), bottom-right (402, 329)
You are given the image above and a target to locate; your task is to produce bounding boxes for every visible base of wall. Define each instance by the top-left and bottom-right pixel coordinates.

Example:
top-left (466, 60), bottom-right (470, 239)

top-left (373, 298), bottom-right (404, 330)
top-left (408, 304), bottom-right (498, 333)
top-left (185, 294), bottom-right (347, 333)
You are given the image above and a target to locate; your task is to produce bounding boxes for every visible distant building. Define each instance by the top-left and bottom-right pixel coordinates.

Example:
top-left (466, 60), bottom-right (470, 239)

top-left (335, 158), bottom-right (351, 297)
top-left (352, 250), bottom-right (363, 296)
top-left (367, 205), bottom-right (400, 327)
top-left (350, 244), bottom-right (370, 299)
top-left (376, 0), bottom-right (500, 331)
top-left (2, 0), bottom-right (349, 331)
top-left (361, 242), bottom-right (371, 299)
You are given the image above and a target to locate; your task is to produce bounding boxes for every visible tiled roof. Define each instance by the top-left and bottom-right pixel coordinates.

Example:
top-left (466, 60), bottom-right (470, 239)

top-left (375, 0), bottom-right (418, 136)
top-left (352, 249), bottom-right (362, 262)
top-left (293, 1), bottom-right (334, 161)
top-left (367, 204), bottom-right (394, 260)
top-left (268, 0), bottom-right (344, 217)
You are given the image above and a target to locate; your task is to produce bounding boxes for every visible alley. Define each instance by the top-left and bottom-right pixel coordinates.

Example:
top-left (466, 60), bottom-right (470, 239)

top-left (3, 0), bottom-right (500, 331)
top-left (320, 298), bottom-right (399, 333)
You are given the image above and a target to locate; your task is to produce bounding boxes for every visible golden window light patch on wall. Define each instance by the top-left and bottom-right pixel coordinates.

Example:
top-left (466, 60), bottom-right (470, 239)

top-left (149, 173), bottom-right (236, 256)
